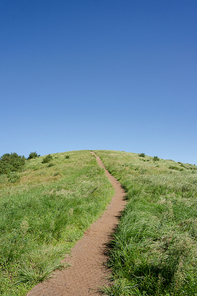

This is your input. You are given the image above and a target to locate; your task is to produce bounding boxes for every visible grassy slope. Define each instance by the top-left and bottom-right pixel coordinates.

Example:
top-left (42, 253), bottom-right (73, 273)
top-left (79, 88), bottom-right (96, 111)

top-left (0, 150), bottom-right (114, 296)
top-left (95, 150), bottom-right (197, 296)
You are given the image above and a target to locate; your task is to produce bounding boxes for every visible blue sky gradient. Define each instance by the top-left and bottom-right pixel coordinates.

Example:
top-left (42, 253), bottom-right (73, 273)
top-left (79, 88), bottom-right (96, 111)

top-left (1, 0), bottom-right (197, 164)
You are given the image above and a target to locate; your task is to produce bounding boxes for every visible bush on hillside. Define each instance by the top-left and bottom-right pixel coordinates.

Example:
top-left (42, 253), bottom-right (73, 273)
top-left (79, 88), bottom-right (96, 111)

top-left (153, 156), bottom-right (159, 161)
top-left (42, 154), bottom-right (53, 164)
top-left (169, 165), bottom-right (182, 171)
top-left (139, 153), bottom-right (145, 157)
top-left (0, 153), bottom-right (25, 175)
top-left (27, 152), bottom-right (40, 160)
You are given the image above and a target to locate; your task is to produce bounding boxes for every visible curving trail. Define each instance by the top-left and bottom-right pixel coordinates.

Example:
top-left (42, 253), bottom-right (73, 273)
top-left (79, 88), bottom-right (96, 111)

top-left (27, 152), bottom-right (126, 296)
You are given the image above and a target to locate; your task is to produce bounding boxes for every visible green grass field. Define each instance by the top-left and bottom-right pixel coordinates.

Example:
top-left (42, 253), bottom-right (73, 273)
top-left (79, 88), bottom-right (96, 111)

top-left (95, 150), bottom-right (197, 296)
top-left (1, 149), bottom-right (197, 295)
top-left (0, 150), bottom-right (114, 295)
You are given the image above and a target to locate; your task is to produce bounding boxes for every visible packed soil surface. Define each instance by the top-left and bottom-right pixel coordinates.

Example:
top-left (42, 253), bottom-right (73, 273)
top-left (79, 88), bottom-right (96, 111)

top-left (27, 152), bottom-right (126, 296)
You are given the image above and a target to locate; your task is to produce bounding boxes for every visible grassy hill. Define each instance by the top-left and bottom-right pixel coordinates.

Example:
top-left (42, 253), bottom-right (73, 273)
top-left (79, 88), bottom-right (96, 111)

top-left (0, 150), bottom-right (114, 295)
top-left (1, 150), bottom-right (197, 295)
top-left (95, 150), bottom-right (197, 296)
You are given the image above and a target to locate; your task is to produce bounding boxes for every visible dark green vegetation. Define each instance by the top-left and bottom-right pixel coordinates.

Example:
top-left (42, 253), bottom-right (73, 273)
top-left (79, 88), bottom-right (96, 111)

top-left (0, 153), bottom-right (25, 175)
top-left (42, 154), bottom-right (53, 163)
top-left (27, 152), bottom-right (40, 160)
top-left (0, 151), bottom-right (114, 295)
top-left (95, 151), bottom-right (197, 296)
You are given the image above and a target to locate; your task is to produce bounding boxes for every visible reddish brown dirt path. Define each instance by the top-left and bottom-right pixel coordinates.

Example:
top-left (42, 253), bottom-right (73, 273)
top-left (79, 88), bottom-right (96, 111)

top-left (27, 152), bottom-right (126, 296)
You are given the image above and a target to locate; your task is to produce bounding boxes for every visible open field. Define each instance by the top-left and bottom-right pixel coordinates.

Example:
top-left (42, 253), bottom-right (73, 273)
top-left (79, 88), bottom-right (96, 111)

top-left (95, 150), bottom-right (197, 296)
top-left (0, 150), bottom-right (114, 295)
top-left (1, 149), bottom-right (197, 295)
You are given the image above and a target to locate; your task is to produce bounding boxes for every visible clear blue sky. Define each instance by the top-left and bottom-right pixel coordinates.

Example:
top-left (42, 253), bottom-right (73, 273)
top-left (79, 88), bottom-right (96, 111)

top-left (1, 0), bottom-right (197, 164)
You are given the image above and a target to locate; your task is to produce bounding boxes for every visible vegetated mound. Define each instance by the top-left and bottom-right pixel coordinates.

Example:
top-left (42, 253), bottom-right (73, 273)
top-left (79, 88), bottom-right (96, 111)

top-left (95, 150), bottom-right (197, 296)
top-left (0, 150), bottom-right (114, 296)
top-left (27, 152), bottom-right (40, 160)
top-left (0, 153), bottom-right (25, 175)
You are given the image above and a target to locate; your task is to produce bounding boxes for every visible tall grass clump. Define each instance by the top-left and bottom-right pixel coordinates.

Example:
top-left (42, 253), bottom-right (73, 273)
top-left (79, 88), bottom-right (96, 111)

top-left (95, 150), bottom-right (197, 296)
top-left (0, 150), bottom-right (114, 295)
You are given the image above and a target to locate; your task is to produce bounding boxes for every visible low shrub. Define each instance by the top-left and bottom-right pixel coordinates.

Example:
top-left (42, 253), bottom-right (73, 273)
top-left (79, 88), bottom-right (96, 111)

top-left (0, 153), bottom-right (25, 175)
top-left (28, 152), bottom-right (40, 160)
top-left (47, 163), bottom-right (55, 167)
top-left (153, 156), bottom-right (159, 161)
top-left (169, 165), bottom-right (181, 171)
top-left (138, 153), bottom-right (145, 157)
top-left (42, 154), bottom-right (53, 164)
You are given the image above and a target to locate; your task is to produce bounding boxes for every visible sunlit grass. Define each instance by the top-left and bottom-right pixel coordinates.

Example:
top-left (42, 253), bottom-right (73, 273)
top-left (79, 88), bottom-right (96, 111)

top-left (0, 150), bottom-right (114, 295)
top-left (95, 150), bottom-right (197, 296)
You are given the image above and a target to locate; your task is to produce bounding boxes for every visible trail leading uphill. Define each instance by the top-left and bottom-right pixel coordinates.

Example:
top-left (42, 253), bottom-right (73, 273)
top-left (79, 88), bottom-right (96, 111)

top-left (27, 152), bottom-right (126, 296)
